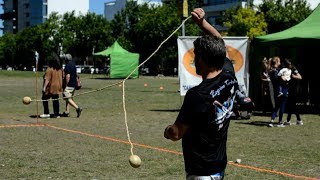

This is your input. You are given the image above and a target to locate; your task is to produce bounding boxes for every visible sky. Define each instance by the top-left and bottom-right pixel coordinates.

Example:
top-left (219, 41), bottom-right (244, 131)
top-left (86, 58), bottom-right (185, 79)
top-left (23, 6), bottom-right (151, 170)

top-left (0, 0), bottom-right (318, 16)
top-left (89, 0), bottom-right (162, 15)
top-left (89, 0), bottom-right (110, 15)
top-left (88, 0), bottom-right (320, 16)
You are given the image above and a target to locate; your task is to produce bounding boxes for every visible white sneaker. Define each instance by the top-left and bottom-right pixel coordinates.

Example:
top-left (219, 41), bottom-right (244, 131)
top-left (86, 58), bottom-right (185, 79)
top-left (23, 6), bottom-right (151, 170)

top-left (296, 120), bottom-right (303, 125)
top-left (268, 120), bottom-right (274, 127)
top-left (277, 123), bottom-right (285, 127)
top-left (40, 114), bottom-right (50, 118)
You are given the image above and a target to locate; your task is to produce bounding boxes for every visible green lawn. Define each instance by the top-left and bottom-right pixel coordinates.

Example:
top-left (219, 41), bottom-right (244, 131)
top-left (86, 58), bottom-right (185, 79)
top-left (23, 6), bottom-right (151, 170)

top-left (0, 71), bottom-right (319, 179)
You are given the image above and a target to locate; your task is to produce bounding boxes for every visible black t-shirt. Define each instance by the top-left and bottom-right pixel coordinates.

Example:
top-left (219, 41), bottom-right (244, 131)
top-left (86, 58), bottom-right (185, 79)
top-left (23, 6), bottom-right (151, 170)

top-left (64, 61), bottom-right (77, 88)
top-left (288, 69), bottom-right (301, 96)
top-left (223, 58), bottom-right (235, 76)
top-left (176, 70), bottom-right (238, 175)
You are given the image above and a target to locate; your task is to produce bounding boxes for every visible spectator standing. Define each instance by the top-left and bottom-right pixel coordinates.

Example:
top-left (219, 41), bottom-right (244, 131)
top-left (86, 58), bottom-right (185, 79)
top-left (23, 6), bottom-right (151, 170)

top-left (62, 54), bottom-right (82, 118)
top-left (40, 55), bottom-right (63, 118)
top-left (269, 56), bottom-right (288, 127)
top-left (284, 61), bottom-right (303, 125)
top-left (261, 57), bottom-right (274, 112)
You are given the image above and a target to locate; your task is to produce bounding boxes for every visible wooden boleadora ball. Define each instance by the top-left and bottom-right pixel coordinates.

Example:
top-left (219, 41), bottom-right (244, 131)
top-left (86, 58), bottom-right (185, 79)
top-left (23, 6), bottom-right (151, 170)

top-left (23, 96), bottom-right (32, 105)
top-left (129, 154), bottom-right (141, 168)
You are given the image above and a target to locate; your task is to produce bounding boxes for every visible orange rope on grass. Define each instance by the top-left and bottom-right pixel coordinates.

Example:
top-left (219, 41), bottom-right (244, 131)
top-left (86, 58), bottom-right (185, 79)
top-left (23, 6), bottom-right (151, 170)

top-left (45, 124), bottom-right (183, 156)
top-left (1, 123), bottom-right (317, 179)
top-left (0, 124), bottom-right (46, 128)
top-left (45, 124), bottom-right (318, 180)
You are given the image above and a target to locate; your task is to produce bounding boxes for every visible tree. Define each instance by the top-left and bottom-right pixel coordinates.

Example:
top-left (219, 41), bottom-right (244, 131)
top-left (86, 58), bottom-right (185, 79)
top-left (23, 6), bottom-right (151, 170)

top-left (258, 0), bottom-right (312, 33)
top-left (223, 7), bottom-right (267, 39)
top-left (15, 26), bottom-right (40, 70)
top-left (60, 11), bottom-right (111, 65)
top-left (0, 33), bottom-right (16, 68)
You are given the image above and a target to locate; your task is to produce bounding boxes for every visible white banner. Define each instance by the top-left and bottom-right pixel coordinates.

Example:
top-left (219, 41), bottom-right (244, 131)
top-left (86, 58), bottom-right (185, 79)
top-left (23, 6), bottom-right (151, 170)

top-left (178, 36), bottom-right (249, 96)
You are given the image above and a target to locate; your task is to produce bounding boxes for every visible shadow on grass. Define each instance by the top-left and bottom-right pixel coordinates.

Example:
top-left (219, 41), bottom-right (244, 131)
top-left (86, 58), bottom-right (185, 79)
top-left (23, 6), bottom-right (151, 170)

top-left (234, 120), bottom-right (270, 127)
top-left (30, 115), bottom-right (40, 118)
top-left (252, 111), bottom-right (272, 117)
top-left (29, 114), bottom-right (73, 119)
top-left (150, 109), bottom-right (180, 112)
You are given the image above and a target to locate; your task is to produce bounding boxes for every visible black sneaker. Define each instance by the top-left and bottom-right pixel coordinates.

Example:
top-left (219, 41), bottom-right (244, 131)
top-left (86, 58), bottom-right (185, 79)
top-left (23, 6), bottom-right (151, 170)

top-left (76, 107), bottom-right (82, 118)
top-left (62, 112), bottom-right (70, 117)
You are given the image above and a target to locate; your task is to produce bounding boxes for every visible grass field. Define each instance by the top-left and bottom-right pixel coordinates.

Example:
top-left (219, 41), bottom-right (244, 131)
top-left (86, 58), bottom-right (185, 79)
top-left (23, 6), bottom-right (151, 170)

top-left (0, 71), bottom-right (319, 179)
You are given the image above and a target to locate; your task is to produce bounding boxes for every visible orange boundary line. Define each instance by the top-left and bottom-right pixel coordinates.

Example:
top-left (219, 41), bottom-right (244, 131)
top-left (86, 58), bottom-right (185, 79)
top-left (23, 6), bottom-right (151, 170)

top-left (45, 124), bottom-right (183, 155)
top-left (0, 123), bottom-right (317, 180)
top-left (0, 124), bottom-right (46, 128)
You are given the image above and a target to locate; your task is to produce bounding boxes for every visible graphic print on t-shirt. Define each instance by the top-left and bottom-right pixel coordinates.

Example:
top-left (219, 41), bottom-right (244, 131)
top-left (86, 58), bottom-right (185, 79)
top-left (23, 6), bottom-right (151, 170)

top-left (210, 81), bottom-right (237, 129)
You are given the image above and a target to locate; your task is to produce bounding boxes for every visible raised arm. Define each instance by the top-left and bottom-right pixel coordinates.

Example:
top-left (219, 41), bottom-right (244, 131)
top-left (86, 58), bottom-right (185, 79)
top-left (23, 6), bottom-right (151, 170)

top-left (191, 8), bottom-right (221, 38)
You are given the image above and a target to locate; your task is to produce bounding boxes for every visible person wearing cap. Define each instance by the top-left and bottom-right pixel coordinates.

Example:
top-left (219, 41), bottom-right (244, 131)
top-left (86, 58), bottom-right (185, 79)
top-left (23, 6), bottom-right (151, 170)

top-left (62, 54), bottom-right (82, 117)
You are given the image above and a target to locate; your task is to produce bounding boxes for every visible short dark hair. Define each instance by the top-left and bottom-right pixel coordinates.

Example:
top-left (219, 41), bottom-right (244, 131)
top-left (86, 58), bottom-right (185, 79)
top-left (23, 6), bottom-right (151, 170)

top-left (193, 35), bottom-right (226, 69)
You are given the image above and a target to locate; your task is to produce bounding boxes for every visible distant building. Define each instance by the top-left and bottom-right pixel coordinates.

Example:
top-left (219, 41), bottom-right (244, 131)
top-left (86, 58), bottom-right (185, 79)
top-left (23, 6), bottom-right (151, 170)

top-left (104, 0), bottom-right (162, 21)
top-left (202, 0), bottom-right (253, 31)
top-left (161, 0), bottom-right (253, 31)
top-left (0, 0), bottom-right (89, 34)
top-left (105, 0), bottom-right (125, 21)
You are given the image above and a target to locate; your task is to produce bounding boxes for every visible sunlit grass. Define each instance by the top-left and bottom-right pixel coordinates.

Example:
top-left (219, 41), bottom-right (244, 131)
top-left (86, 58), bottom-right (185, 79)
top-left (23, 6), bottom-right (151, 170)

top-left (0, 71), bottom-right (319, 179)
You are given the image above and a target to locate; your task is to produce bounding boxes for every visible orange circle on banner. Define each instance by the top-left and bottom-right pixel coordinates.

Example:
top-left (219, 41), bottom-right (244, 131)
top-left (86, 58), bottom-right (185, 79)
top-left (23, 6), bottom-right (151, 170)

top-left (182, 46), bottom-right (244, 76)
top-left (226, 45), bottom-right (243, 73)
top-left (182, 48), bottom-right (199, 77)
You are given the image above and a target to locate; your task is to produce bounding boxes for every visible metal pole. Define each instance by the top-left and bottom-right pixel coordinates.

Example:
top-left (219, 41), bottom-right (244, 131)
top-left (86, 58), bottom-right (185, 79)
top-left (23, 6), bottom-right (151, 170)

top-left (182, 0), bottom-right (188, 36)
top-left (182, 21), bottom-right (185, 36)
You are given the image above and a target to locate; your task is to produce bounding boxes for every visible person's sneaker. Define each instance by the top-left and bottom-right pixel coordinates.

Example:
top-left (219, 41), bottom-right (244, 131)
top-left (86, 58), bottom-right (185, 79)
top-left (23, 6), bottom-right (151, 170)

top-left (52, 115), bottom-right (60, 118)
top-left (268, 120), bottom-right (274, 127)
top-left (277, 123), bottom-right (285, 127)
top-left (62, 112), bottom-right (70, 117)
top-left (284, 121), bottom-right (291, 125)
top-left (76, 107), bottom-right (82, 118)
top-left (40, 114), bottom-right (50, 118)
top-left (296, 120), bottom-right (303, 125)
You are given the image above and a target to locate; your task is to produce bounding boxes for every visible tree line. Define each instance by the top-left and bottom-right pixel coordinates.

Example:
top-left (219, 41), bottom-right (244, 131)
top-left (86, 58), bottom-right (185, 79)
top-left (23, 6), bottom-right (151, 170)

top-left (0, 0), bottom-right (312, 75)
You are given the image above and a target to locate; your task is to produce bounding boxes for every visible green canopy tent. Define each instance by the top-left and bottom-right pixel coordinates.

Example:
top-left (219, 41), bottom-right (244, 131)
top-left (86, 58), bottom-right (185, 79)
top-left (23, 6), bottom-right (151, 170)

top-left (94, 41), bottom-right (139, 79)
top-left (255, 5), bottom-right (320, 46)
top-left (251, 5), bottom-right (320, 111)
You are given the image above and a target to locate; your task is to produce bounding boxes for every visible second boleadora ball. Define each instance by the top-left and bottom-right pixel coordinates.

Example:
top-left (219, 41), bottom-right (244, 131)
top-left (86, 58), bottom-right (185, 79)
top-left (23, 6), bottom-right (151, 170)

top-left (23, 96), bottom-right (32, 105)
top-left (129, 154), bottom-right (141, 168)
